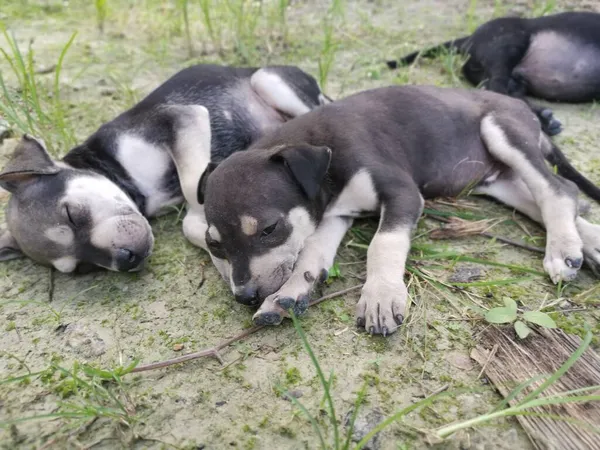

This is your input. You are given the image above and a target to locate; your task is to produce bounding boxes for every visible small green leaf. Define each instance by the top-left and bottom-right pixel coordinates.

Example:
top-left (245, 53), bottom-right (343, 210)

top-left (502, 297), bottom-right (518, 315)
top-left (522, 311), bottom-right (557, 329)
top-left (515, 320), bottom-right (531, 339)
top-left (485, 307), bottom-right (517, 324)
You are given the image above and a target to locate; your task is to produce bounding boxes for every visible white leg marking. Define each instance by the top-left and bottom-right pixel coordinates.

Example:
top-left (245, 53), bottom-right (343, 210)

top-left (253, 216), bottom-right (352, 321)
top-left (182, 205), bottom-right (209, 251)
top-left (477, 177), bottom-right (600, 278)
top-left (166, 105), bottom-right (212, 208)
top-left (474, 176), bottom-right (543, 223)
top-left (251, 69), bottom-right (311, 118)
top-left (356, 224), bottom-right (411, 336)
top-left (480, 116), bottom-right (582, 283)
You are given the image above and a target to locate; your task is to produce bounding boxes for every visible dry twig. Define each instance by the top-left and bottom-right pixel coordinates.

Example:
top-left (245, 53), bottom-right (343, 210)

top-left (131, 284), bottom-right (363, 373)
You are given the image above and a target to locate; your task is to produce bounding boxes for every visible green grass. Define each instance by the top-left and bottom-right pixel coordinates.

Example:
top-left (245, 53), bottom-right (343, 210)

top-left (0, 25), bottom-right (77, 156)
top-left (281, 316), bottom-right (600, 447)
top-left (0, 359), bottom-right (139, 432)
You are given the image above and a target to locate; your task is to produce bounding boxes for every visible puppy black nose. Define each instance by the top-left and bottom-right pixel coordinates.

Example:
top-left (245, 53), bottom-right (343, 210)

top-left (115, 248), bottom-right (141, 271)
top-left (235, 285), bottom-right (259, 306)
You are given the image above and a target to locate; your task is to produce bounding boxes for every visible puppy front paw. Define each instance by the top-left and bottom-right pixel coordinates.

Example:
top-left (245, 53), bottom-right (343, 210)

top-left (355, 279), bottom-right (407, 336)
top-left (252, 296), bottom-right (287, 326)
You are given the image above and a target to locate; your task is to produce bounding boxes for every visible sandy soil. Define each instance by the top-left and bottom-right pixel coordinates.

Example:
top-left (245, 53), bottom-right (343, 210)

top-left (1, 1), bottom-right (599, 449)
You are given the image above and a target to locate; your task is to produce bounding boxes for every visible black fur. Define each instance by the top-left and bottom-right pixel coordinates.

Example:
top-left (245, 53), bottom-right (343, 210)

top-left (387, 12), bottom-right (600, 136)
top-left (63, 64), bottom-right (325, 217)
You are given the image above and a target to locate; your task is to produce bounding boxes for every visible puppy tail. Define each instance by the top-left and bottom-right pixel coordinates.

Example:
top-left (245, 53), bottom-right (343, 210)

top-left (386, 36), bottom-right (470, 69)
top-left (546, 143), bottom-right (600, 202)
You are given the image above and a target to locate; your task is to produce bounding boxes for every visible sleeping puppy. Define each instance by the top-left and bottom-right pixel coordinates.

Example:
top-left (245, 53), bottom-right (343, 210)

top-left (0, 64), bottom-right (328, 273)
top-left (387, 11), bottom-right (600, 136)
top-left (198, 85), bottom-right (600, 335)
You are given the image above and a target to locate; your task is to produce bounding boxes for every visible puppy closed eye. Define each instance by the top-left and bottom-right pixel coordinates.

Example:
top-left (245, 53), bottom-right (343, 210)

top-left (64, 205), bottom-right (79, 228)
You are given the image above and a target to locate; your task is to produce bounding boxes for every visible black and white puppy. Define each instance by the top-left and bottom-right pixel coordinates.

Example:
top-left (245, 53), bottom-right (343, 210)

top-left (199, 85), bottom-right (600, 335)
top-left (0, 64), bottom-right (328, 273)
top-left (387, 12), bottom-right (600, 136)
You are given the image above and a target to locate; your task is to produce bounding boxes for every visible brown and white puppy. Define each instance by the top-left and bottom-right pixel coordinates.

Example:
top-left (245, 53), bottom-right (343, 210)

top-left (199, 85), bottom-right (600, 335)
top-left (0, 64), bottom-right (329, 273)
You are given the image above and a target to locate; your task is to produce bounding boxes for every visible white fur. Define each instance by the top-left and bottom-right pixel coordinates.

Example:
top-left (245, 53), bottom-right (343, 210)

top-left (64, 175), bottom-right (137, 221)
top-left (183, 208), bottom-right (209, 250)
top-left (480, 116), bottom-right (582, 283)
top-left (165, 105), bottom-right (212, 208)
top-left (116, 134), bottom-right (175, 216)
top-left (207, 224), bottom-right (221, 242)
top-left (45, 225), bottom-right (74, 247)
top-left (63, 175), bottom-right (152, 258)
top-left (255, 215), bottom-right (352, 319)
top-left (356, 222), bottom-right (412, 335)
top-left (52, 256), bottom-right (78, 273)
top-left (245, 207), bottom-right (315, 294)
top-left (476, 178), bottom-right (600, 275)
top-left (251, 69), bottom-right (311, 117)
top-left (325, 169), bottom-right (379, 218)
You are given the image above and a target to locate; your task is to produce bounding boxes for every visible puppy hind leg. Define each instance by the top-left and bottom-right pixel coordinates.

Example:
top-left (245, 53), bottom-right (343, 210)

top-left (250, 67), bottom-right (324, 118)
top-left (480, 115), bottom-right (583, 283)
top-left (475, 174), bottom-right (600, 278)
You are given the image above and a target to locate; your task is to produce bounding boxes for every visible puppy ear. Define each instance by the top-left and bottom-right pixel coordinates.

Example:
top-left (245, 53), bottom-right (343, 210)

top-left (197, 161), bottom-right (219, 204)
top-left (0, 135), bottom-right (59, 193)
top-left (0, 227), bottom-right (23, 261)
top-left (271, 144), bottom-right (331, 199)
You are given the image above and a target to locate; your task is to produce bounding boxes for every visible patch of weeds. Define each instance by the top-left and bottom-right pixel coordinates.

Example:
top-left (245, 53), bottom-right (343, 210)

top-left (318, 0), bottom-right (346, 90)
top-left (94, 0), bottom-right (108, 33)
top-left (278, 312), bottom-right (456, 449)
top-left (285, 366), bottom-right (302, 385)
top-left (278, 426), bottom-right (296, 438)
top-left (5, 320), bottom-right (16, 331)
top-left (438, 48), bottom-right (469, 86)
top-left (0, 25), bottom-right (77, 156)
top-left (0, 359), bottom-right (139, 433)
top-left (485, 297), bottom-right (557, 339)
top-left (530, 0), bottom-right (557, 17)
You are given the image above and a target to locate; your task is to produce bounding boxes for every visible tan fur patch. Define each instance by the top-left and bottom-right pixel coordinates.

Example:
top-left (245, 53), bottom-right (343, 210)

top-left (240, 215), bottom-right (258, 236)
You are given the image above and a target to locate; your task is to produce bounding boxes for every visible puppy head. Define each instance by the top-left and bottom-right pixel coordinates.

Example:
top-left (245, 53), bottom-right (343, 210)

top-left (0, 135), bottom-right (153, 272)
top-left (202, 143), bottom-right (331, 306)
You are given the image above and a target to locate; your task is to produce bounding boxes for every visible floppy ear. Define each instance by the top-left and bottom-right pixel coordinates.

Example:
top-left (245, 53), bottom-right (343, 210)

top-left (271, 144), bottom-right (331, 199)
top-left (0, 228), bottom-right (23, 261)
top-left (0, 135), bottom-right (59, 193)
top-left (197, 161), bottom-right (219, 204)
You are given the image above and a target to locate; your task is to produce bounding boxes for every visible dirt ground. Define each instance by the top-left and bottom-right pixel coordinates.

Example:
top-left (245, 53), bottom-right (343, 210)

top-left (1, 1), bottom-right (600, 449)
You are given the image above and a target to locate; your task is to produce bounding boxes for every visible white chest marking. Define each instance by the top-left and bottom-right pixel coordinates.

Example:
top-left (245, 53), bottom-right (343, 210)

top-left (325, 170), bottom-right (379, 218)
top-left (116, 134), bottom-right (173, 215)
